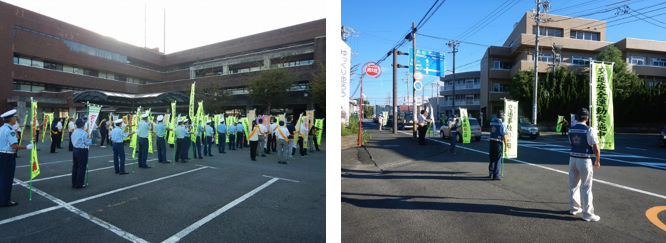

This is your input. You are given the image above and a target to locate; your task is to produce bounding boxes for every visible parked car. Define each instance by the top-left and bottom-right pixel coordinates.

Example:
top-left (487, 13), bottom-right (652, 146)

top-left (439, 117), bottom-right (482, 142)
top-left (659, 124), bottom-right (666, 148)
top-left (386, 115), bottom-right (406, 130)
top-left (518, 117), bottom-right (540, 139)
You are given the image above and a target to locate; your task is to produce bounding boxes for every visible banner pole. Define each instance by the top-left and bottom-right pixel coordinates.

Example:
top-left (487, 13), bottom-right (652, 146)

top-left (85, 102), bottom-right (89, 185)
top-left (30, 97), bottom-right (33, 201)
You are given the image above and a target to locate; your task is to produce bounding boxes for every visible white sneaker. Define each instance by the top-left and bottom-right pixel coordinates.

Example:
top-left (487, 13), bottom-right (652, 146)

top-left (569, 209), bottom-right (582, 215)
top-left (583, 215), bottom-right (600, 222)
top-left (100, 146), bottom-right (106, 148)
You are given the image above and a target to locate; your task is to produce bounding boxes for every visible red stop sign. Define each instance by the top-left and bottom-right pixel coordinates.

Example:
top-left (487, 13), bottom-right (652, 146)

top-left (365, 64), bottom-right (380, 77)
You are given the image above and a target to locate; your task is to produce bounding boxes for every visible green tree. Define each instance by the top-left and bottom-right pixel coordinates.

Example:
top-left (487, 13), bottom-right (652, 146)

top-left (194, 78), bottom-right (231, 114)
top-left (310, 63), bottom-right (326, 110)
top-left (247, 68), bottom-right (295, 114)
top-left (362, 100), bottom-right (373, 119)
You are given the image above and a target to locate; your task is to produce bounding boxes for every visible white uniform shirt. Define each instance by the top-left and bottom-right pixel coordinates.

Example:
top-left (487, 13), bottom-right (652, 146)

top-left (13, 123), bottom-right (20, 133)
top-left (258, 124), bottom-right (268, 136)
top-left (68, 121), bottom-right (76, 132)
top-left (419, 114), bottom-right (427, 126)
top-left (276, 126), bottom-right (289, 140)
top-left (56, 121), bottom-right (63, 130)
top-left (270, 123), bottom-right (278, 136)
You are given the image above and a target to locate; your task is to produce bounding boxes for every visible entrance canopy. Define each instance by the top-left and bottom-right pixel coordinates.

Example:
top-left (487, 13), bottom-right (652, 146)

top-left (73, 90), bottom-right (189, 108)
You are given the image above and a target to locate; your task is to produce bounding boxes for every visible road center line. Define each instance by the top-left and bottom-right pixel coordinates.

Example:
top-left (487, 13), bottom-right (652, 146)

top-left (397, 131), bottom-right (666, 200)
top-left (11, 178), bottom-right (149, 243)
top-left (162, 178), bottom-right (280, 243)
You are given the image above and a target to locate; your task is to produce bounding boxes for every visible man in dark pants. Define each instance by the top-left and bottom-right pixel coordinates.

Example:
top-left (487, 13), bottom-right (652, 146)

top-left (249, 121), bottom-right (259, 161)
top-left (136, 114), bottom-right (151, 168)
top-left (110, 119), bottom-right (133, 174)
top-left (236, 121), bottom-right (245, 149)
top-left (417, 110), bottom-right (431, 145)
top-left (488, 111), bottom-right (508, 180)
top-left (50, 117), bottom-right (62, 153)
top-left (0, 110), bottom-right (33, 207)
top-left (71, 119), bottom-right (91, 188)
top-left (286, 116), bottom-right (296, 159)
top-left (99, 117), bottom-right (109, 148)
top-left (228, 122), bottom-right (236, 150)
top-left (155, 115), bottom-right (170, 163)
top-left (267, 118), bottom-right (277, 154)
top-left (193, 122), bottom-right (203, 159)
top-left (217, 119), bottom-right (227, 153)
top-left (174, 119), bottom-right (185, 163)
top-left (68, 117), bottom-right (75, 151)
top-left (449, 114), bottom-right (460, 154)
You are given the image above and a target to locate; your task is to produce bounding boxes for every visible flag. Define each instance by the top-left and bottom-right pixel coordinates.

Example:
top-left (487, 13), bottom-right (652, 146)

top-left (556, 115), bottom-right (564, 132)
top-left (61, 115), bottom-right (69, 143)
top-left (42, 113), bottom-right (53, 143)
top-left (189, 81), bottom-right (196, 119)
top-left (315, 119), bottom-right (324, 144)
top-left (131, 107), bottom-right (141, 158)
top-left (249, 109), bottom-right (256, 125)
top-left (146, 109), bottom-right (153, 154)
top-left (30, 100), bottom-right (40, 179)
top-left (87, 104), bottom-right (102, 137)
top-left (382, 111), bottom-right (388, 126)
top-left (590, 62), bottom-right (615, 150)
top-left (242, 117), bottom-right (250, 142)
top-left (504, 99), bottom-right (519, 159)
top-left (459, 108), bottom-right (471, 144)
top-left (18, 114), bottom-right (28, 145)
top-left (169, 102), bottom-right (177, 144)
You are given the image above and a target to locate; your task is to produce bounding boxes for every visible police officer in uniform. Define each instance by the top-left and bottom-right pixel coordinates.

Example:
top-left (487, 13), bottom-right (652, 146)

top-left (182, 119), bottom-right (192, 162)
top-left (568, 108), bottom-right (601, 222)
top-left (236, 120), bottom-right (245, 149)
top-left (155, 115), bottom-right (171, 163)
top-left (0, 110), bottom-right (33, 207)
top-left (110, 119), bottom-right (134, 174)
top-left (217, 119), bottom-right (227, 153)
top-left (204, 120), bottom-right (214, 157)
top-left (136, 114), bottom-right (151, 168)
top-left (193, 121), bottom-right (204, 159)
top-left (71, 118), bottom-right (91, 188)
top-left (228, 121), bottom-right (236, 151)
top-left (174, 119), bottom-right (185, 163)
top-left (488, 111), bottom-right (508, 180)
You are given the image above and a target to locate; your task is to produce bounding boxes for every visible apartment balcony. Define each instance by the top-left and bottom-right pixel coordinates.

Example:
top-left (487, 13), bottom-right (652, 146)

top-left (438, 100), bottom-right (481, 110)
top-left (631, 64), bottom-right (666, 77)
top-left (440, 84), bottom-right (481, 96)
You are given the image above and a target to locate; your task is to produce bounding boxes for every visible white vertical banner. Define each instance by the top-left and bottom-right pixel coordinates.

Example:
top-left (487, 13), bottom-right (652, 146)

top-left (341, 40), bottom-right (351, 125)
top-left (503, 99), bottom-right (519, 159)
top-left (87, 104), bottom-right (102, 137)
top-left (590, 61), bottom-right (615, 150)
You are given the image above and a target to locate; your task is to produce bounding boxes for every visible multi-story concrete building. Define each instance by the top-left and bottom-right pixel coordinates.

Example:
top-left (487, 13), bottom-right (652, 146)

top-left (480, 12), bottom-right (666, 124)
top-left (1, 1), bottom-right (325, 119)
top-left (435, 71), bottom-right (481, 120)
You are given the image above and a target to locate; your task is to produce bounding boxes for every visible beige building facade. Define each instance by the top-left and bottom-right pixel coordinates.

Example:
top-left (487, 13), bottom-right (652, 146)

top-left (480, 12), bottom-right (666, 123)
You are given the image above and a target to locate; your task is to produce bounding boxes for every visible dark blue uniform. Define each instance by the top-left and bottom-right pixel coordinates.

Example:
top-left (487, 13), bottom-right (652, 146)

top-left (489, 118), bottom-right (507, 179)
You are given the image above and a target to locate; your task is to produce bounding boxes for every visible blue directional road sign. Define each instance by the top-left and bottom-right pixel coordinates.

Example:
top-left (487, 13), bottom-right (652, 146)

top-left (409, 48), bottom-right (446, 77)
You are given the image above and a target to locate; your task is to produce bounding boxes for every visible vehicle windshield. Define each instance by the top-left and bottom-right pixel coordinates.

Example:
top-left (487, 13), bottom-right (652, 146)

top-left (519, 118), bottom-right (533, 125)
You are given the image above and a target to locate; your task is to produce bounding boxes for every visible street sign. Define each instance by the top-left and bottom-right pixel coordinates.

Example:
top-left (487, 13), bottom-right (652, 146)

top-left (409, 48), bottom-right (445, 77)
top-left (365, 63), bottom-right (381, 77)
top-left (414, 71), bottom-right (423, 81)
top-left (414, 81), bottom-right (423, 91)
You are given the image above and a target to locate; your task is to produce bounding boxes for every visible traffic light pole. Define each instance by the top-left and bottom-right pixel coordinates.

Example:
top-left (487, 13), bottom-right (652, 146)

top-left (412, 22), bottom-right (417, 138)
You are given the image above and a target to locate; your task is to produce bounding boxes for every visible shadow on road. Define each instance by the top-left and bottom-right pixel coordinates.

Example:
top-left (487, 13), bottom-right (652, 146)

top-left (341, 192), bottom-right (575, 221)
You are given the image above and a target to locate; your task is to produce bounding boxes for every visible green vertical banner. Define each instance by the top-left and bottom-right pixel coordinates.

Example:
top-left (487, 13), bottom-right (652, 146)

top-left (459, 108), bottom-right (471, 144)
top-left (590, 62), bottom-right (615, 150)
top-left (18, 114), bottom-right (28, 145)
top-left (145, 109), bottom-right (153, 153)
top-left (168, 102), bottom-right (177, 144)
top-left (504, 99), bottom-right (519, 159)
top-left (189, 82), bottom-right (196, 120)
top-left (61, 115), bottom-right (69, 144)
top-left (382, 111), bottom-right (388, 126)
top-left (131, 107), bottom-right (141, 158)
top-left (315, 119), bottom-right (324, 144)
top-left (556, 115), bottom-right (564, 132)
top-left (242, 117), bottom-right (250, 142)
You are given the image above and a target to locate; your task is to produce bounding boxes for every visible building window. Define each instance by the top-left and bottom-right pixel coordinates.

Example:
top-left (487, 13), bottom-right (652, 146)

top-left (536, 53), bottom-right (553, 63)
top-left (44, 61), bottom-right (63, 71)
top-left (18, 56), bottom-right (31, 66)
top-left (13, 55), bottom-right (19, 64)
top-left (651, 58), bottom-right (666, 67)
top-left (630, 56), bottom-right (645, 66)
top-left (571, 56), bottom-right (594, 66)
top-left (533, 26), bottom-right (563, 37)
top-left (493, 83), bottom-right (510, 93)
top-left (570, 30), bottom-right (599, 41)
top-left (83, 68), bottom-right (99, 77)
top-left (493, 61), bottom-right (512, 70)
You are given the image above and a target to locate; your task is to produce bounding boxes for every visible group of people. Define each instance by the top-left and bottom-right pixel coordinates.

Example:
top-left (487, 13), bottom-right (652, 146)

top-left (0, 109), bottom-right (324, 207)
top-left (412, 107), bottom-right (602, 222)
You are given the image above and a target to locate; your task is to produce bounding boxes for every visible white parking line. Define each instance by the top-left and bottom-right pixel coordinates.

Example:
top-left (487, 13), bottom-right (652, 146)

top-left (398, 131), bottom-right (666, 200)
top-left (12, 178), bottom-right (148, 243)
top-left (162, 178), bottom-right (280, 243)
top-left (12, 166), bottom-right (116, 185)
top-left (1, 166), bottom-right (210, 227)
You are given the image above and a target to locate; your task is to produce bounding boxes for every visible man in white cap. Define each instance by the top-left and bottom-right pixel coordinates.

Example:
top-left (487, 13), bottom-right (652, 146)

top-left (174, 119), bottom-right (185, 163)
top-left (71, 118), bottom-right (91, 188)
top-left (110, 119), bottom-right (134, 174)
top-left (217, 119), bottom-right (227, 154)
top-left (155, 115), bottom-right (171, 163)
top-left (0, 109), bottom-right (33, 206)
top-left (204, 120), bottom-right (214, 157)
top-left (136, 113), bottom-right (151, 168)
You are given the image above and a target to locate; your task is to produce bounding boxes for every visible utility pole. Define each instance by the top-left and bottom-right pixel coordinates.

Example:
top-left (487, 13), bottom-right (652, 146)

top-left (411, 22), bottom-right (417, 138)
top-left (392, 50), bottom-right (409, 133)
top-left (531, 0), bottom-right (550, 125)
top-left (446, 38), bottom-right (460, 116)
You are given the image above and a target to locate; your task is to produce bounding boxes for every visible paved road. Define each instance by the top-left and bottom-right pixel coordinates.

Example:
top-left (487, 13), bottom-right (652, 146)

top-left (2, 136), bottom-right (326, 242)
top-left (342, 122), bottom-right (665, 242)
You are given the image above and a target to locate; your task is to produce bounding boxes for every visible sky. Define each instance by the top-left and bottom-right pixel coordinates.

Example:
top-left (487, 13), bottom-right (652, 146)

top-left (342, 0), bottom-right (666, 106)
top-left (4, 0), bottom-right (326, 54)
